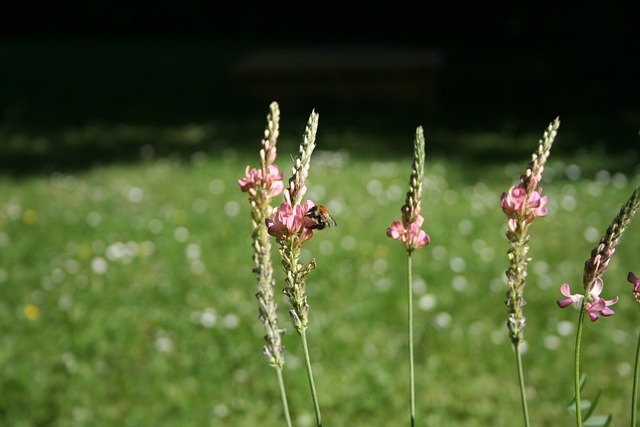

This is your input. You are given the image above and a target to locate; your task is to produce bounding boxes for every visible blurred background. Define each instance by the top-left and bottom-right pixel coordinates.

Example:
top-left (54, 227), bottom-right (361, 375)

top-left (0, 1), bottom-right (638, 173)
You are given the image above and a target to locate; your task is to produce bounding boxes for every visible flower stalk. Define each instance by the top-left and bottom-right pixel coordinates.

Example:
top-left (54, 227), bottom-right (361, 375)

top-left (501, 117), bottom-right (559, 427)
top-left (626, 272), bottom-right (640, 426)
top-left (630, 271), bottom-right (640, 427)
top-left (267, 109), bottom-right (323, 426)
top-left (407, 251), bottom-right (416, 426)
top-left (387, 126), bottom-right (430, 426)
top-left (238, 101), bottom-right (291, 426)
top-left (558, 186), bottom-right (640, 426)
top-left (633, 326), bottom-right (640, 427)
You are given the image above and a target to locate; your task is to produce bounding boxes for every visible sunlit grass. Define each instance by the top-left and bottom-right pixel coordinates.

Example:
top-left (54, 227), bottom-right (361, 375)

top-left (1, 132), bottom-right (640, 426)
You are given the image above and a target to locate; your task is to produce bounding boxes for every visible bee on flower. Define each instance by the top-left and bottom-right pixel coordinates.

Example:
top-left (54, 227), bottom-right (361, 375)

top-left (305, 205), bottom-right (337, 230)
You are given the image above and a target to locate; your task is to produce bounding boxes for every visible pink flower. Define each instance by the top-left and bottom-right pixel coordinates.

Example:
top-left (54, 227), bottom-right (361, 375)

top-left (557, 283), bottom-right (583, 308)
top-left (501, 185), bottom-right (547, 230)
top-left (387, 220), bottom-right (405, 240)
top-left (585, 297), bottom-right (617, 322)
top-left (526, 190), bottom-right (548, 218)
top-left (238, 165), bottom-right (284, 198)
top-left (406, 222), bottom-right (430, 249)
top-left (266, 199), bottom-right (315, 243)
top-left (238, 166), bottom-right (260, 192)
top-left (501, 186), bottom-right (527, 214)
top-left (387, 214), bottom-right (430, 252)
top-left (557, 278), bottom-right (618, 322)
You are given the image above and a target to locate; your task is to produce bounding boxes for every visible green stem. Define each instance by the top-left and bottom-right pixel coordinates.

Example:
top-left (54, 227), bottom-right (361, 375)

top-left (407, 252), bottom-right (416, 427)
top-left (275, 367), bottom-right (293, 427)
top-left (300, 328), bottom-right (322, 426)
top-left (574, 301), bottom-right (586, 427)
top-left (513, 343), bottom-right (530, 427)
top-left (631, 327), bottom-right (640, 427)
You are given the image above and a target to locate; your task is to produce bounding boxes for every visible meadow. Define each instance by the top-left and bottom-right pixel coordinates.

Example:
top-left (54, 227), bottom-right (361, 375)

top-left (1, 115), bottom-right (640, 427)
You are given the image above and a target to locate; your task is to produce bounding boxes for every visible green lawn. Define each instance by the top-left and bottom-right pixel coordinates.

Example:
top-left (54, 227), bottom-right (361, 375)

top-left (2, 118), bottom-right (640, 426)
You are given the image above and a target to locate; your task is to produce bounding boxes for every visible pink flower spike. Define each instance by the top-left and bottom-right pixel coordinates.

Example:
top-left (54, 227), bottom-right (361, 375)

top-left (557, 283), bottom-right (582, 308)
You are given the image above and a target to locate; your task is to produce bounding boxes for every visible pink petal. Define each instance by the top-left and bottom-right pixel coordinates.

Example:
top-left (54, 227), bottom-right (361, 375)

top-left (587, 308), bottom-right (600, 322)
top-left (560, 283), bottom-right (576, 298)
top-left (607, 296), bottom-right (619, 305)
top-left (387, 221), bottom-right (404, 240)
top-left (590, 298), bottom-right (606, 311)
top-left (590, 277), bottom-right (604, 297)
top-left (600, 307), bottom-right (616, 317)
top-left (300, 228), bottom-right (314, 243)
top-left (528, 191), bottom-right (541, 207)
top-left (416, 230), bottom-right (430, 247)
top-left (269, 181), bottom-right (284, 197)
top-left (557, 298), bottom-right (575, 308)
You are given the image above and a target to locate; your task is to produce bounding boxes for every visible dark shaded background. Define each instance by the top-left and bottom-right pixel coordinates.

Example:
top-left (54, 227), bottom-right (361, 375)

top-left (0, 2), bottom-right (638, 173)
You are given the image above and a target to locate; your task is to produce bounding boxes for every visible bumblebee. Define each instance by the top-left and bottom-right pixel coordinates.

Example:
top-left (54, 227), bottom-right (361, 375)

top-left (305, 205), bottom-right (337, 230)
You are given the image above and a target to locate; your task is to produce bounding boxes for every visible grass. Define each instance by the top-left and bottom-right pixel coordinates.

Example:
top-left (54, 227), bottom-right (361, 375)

top-left (2, 118), bottom-right (640, 427)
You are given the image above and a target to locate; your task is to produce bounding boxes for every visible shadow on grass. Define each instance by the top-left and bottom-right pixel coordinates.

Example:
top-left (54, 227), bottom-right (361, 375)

top-left (1, 112), bottom-right (638, 178)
